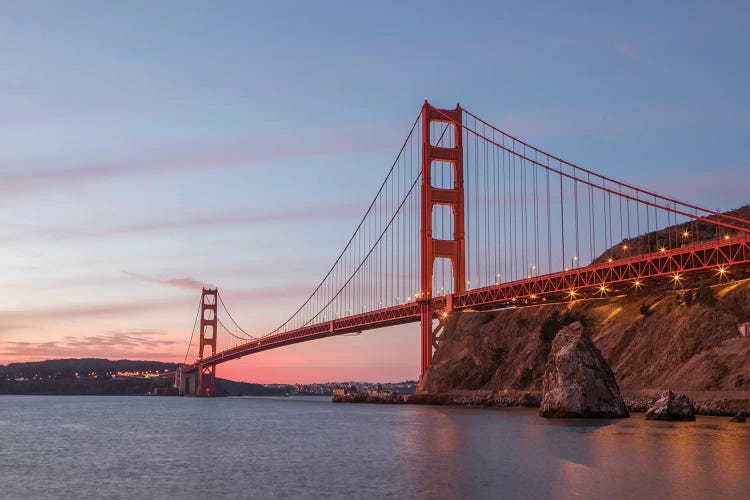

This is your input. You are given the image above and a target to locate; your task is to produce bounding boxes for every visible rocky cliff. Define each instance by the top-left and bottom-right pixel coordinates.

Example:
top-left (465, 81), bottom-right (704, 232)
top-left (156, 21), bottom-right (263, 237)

top-left (421, 279), bottom-right (750, 396)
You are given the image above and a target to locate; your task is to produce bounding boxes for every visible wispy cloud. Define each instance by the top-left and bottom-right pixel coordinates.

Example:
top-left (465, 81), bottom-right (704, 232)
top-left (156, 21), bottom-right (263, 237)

top-left (13, 203), bottom-right (361, 242)
top-left (0, 329), bottom-right (181, 360)
top-left (4, 283), bottom-right (309, 325)
top-left (0, 133), bottom-right (394, 196)
top-left (4, 298), bottom-right (186, 323)
top-left (614, 41), bottom-right (643, 63)
top-left (122, 271), bottom-right (209, 290)
top-left (0, 203), bottom-right (361, 247)
top-left (121, 270), bottom-right (311, 303)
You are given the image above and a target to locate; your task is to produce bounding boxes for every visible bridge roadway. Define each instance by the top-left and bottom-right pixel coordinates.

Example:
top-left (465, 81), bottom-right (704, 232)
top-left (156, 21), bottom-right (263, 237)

top-left (182, 234), bottom-right (750, 373)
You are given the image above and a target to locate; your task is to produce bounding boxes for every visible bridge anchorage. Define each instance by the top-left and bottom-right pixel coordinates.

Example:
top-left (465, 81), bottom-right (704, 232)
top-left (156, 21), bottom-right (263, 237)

top-left (178, 100), bottom-right (750, 394)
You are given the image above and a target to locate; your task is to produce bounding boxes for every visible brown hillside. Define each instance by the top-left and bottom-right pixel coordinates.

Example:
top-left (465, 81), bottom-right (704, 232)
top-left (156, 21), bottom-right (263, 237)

top-left (422, 279), bottom-right (750, 394)
top-left (592, 204), bottom-right (750, 264)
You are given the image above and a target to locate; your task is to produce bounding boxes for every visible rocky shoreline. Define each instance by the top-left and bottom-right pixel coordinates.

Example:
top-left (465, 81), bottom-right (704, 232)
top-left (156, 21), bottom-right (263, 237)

top-left (334, 384), bottom-right (750, 416)
top-left (334, 387), bottom-right (749, 417)
top-left (336, 280), bottom-right (750, 419)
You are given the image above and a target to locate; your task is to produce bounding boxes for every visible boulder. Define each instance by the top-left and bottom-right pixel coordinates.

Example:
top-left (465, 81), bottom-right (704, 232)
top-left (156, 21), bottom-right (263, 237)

top-left (332, 385), bottom-right (366, 403)
top-left (645, 390), bottom-right (696, 421)
top-left (539, 322), bottom-right (629, 418)
top-left (364, 388), bottom-right (406, 404)
top-left (729, 412), bottom-right (746, 423)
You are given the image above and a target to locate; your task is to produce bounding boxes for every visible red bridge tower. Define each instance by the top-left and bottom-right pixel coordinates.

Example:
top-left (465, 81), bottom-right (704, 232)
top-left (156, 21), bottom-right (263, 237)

top-left (419, 101), bottom-right (466, 385)
top-left (197, 288), bottom-right (218, 396)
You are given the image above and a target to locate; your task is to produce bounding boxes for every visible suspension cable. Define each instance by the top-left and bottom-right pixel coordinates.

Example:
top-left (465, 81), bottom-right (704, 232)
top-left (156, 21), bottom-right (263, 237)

top-left (182, 295), bottom-right (202, 365)
top-left (217, 291), bottom-right (256, 339)
top-left (267, 110), bottom-right (423, 336)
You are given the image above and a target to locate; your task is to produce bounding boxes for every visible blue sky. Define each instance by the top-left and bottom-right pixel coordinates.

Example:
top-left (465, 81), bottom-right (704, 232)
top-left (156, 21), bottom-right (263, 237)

top-left (1, 1), bottom-right (749, 382)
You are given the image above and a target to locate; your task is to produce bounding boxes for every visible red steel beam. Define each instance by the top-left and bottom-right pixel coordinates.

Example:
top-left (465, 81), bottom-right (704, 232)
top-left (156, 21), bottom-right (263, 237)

top-left (182, 235), bottom-right (750, 373)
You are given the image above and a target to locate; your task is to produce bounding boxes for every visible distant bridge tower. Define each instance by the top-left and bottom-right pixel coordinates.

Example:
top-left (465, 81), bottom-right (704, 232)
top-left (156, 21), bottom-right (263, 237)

top-left (419, 101), bottom-right (465, 385)
top-left (196, 288), bottom-right (218, 396)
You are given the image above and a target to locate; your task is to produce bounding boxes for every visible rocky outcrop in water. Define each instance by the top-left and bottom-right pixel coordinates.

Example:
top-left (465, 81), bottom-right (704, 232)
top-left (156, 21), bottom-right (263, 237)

top-left (729, 412), bottom-right (746, 423)
top-left (332, 385), bottom-right (406, 404)
top-left (645, 390), bottom-right (696, 421)
top-left (539, 322), bottom-right (629, 418)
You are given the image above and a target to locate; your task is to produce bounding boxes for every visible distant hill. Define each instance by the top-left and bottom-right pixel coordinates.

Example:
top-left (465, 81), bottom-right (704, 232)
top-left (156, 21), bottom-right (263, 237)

top-left (1, 358), bottom-right (180, 378)
top-left (0, 358), bottom-right (284, 396)
top-left (0, 358), bottom-right (417, 397)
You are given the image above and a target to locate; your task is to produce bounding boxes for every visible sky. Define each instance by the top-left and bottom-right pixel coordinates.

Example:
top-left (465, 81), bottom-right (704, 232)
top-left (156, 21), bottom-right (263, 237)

top-left (1, 1), bottom-right (749, 383)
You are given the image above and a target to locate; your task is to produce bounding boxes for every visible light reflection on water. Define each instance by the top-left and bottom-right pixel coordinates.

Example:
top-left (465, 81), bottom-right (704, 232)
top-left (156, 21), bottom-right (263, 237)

top-left (0, 396), bottom-right (747, 499)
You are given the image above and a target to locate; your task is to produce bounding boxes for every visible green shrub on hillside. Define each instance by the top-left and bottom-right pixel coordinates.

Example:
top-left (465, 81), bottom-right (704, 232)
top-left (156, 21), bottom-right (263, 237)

top-left (539, 310), bottom-right (589, 342)
top-left (696, 281), bottom-right (717, 307)
top-left (639, 303), bottom-right (653, 316)
top-left (674, 290), bottom-right (694, 306)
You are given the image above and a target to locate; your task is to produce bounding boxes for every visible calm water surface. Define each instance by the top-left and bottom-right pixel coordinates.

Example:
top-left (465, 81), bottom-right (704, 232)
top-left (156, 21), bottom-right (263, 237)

top-left (0, 395), bottom-right (748, 499)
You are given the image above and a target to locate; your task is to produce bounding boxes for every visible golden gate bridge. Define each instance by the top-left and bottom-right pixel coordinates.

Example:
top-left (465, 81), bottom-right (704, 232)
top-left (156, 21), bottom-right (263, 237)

top-left (176, 101), bottom-right (750, 396)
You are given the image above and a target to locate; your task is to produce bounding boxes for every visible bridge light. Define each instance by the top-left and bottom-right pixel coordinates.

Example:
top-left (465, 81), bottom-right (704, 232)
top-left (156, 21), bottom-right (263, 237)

top-left (659, 247), bottom-right (667, 253)
top-left (568, 289), bottom-right (577, 299)
top-left (607, 257), bottom-right (613, 263)
top-left (724, 234), bottom-right (731, 240)
top-left (441, 311), bottom-right (448, 319)
top-left (718, 266), bottom-right (727, 276)
top-left (622, 244), bottom-right (629, 251)
top-left (672, 273), bottom-right (681, 283)
top-left (682, 230), bottom-right (690, 238)
top-left (530, 294), bottom-right (537, 299)
top-left (599, 285), bottom-right (608, 293)
top-left (634, 279), bottom-right (642, 288)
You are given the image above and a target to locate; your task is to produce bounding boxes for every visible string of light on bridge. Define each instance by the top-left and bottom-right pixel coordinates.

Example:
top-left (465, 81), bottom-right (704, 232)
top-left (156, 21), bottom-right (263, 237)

top-left (178, 101), bottom-right (750, 396)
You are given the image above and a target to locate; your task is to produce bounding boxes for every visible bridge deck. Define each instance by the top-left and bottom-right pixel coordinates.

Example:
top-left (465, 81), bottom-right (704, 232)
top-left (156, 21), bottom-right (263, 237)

top-left (183, 234), bottom-right (750, 372)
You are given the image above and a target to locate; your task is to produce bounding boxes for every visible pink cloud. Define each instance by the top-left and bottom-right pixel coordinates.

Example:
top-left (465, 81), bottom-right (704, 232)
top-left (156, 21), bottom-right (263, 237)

top-left (0, 329), bottom-right (183, 362)
top-left (4, 281), bottom-right (312, 326)
top-left (122, 271), bottom-right (209, 290)
top-left (26, 203), bottom-right (362, 241)
top-left (614, 41), bottom-right (643, 63)
top-left (0, 132), bottom-right (395, 196)
top-left (4, 298), bottom-right (188, 323)
top-left (120, 270), bottom-right (311, 305)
